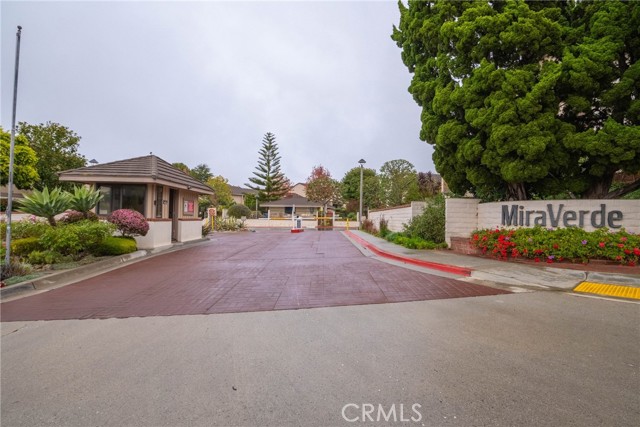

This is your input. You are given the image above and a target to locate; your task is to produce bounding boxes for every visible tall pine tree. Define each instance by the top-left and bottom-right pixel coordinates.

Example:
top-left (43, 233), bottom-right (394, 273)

top-left (246, 132), bottom-right (289, 202)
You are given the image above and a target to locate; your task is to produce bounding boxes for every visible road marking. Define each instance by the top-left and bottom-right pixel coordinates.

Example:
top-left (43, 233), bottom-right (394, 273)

top-left (574, 282), bottom-right (640, 300)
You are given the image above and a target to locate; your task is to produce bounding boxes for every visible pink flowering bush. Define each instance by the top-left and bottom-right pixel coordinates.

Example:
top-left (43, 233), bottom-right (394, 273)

top-left (108, 209), bottom-right (149, 237)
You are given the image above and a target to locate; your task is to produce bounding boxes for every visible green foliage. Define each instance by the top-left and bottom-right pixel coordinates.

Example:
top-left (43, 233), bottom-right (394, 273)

top-left (385, 233), bottom-right (447, 250)
top-left (206, 176), bottom-right (234, 207)
top-left (0, 127), bottom-right (40, 189)
top-left (40, 220), bottom-right (115, 257)
top-left (471, 227), bottom-right (640, 265)
top-left (11, 237), bottom-right (43, 256)
top-left (214, 218), bottom-right (246, 232)
top-left (172, 162), bottom-right (190, 174)
top-left (246, 132), bottom-right (290, 202)
top-left (341, 167), bottom-right (382, 212)
top-left (190, 163), bottom-right (213, 183)
top-left (379, 159), bottom-right (417, 206)
top-left (68, 185), bottom-right (103, 217)
top-left (392, 0), bottom-right (640, 200)
top-left (1, 259), bottom-right (33, 281)
top-left (202, 223), bottom-right (212, 237)
top-left (17, 187), bottom-right (72, 226)
top-left (379, 217), bottom-right (389, 238)
top-left (403, 195), bottom-right (446, 244)
top-left (17, 121), bottom-right (86, 191)
top-left (92, 236), bottom-right (137, 256)
top-left (27, 250), bottom-right (61, 265)
top-left (1, 218), bottom-right (49, 239)
top-left (227, 204), bottom-right (252, 219)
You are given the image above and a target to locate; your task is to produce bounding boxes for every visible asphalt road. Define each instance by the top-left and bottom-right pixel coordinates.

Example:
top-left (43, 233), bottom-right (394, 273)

top-left (2, 291), bottom-right (639, 427)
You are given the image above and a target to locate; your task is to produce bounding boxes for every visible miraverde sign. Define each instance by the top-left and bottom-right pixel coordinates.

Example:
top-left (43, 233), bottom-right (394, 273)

top-left (501, 204), bottom-right (623, 229)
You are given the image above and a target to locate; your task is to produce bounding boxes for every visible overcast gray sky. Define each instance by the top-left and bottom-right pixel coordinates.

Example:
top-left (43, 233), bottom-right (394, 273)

top-left (1, 0), bottom-right (434, 186)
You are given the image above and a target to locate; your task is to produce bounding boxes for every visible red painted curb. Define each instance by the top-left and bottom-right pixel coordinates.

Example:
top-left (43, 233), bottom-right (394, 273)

top-left (344, 231), bottom-right (473, 277)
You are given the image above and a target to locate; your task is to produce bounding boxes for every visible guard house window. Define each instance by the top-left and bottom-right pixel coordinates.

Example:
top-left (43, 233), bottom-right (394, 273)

top-left (155, 185), bottom-right (163, 218)
top-left (97, 184), bottom-right (146, 216)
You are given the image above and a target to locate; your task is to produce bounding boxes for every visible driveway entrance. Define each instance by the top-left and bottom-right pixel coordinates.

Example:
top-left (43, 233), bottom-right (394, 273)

top-left (1, 231), bottom-right (509, 321)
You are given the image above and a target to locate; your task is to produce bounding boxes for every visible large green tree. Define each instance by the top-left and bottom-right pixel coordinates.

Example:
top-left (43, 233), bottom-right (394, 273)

top-left (0, 127), bottom-right (39, 189)
top-left (190, 163), bottom-right (213, 183)
top-left (246, 132), bottom-right (289, 202)
top-left (379, 159), bottom-right (418, 206)
top-left (18, 121), bottom-right (86, 190)
top-left (340, 167), bottom-right (382, 211)
top-left (206, 175), bottom-right (233, 207)
top-left (392, 0), bottom-right (640, 200)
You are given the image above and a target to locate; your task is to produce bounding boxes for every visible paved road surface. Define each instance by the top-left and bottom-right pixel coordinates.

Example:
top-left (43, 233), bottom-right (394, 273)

top-left (1, 230), bottom-right (507, 321)
top-left (2, 292), bottom-right (638, 426)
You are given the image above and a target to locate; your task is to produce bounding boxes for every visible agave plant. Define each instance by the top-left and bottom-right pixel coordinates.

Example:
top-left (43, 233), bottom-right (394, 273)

top-left (68, 185), bottom-right (103, 219)
top-left (17, 187), bottom-right (72, 226)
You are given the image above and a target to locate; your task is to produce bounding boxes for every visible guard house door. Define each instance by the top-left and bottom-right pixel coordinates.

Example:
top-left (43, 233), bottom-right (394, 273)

top-left (169, 189), bottom-right (178, 241)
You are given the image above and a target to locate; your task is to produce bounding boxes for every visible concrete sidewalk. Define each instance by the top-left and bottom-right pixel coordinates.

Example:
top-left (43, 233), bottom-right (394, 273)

top-left (343, 230), bottom-right (640, 295)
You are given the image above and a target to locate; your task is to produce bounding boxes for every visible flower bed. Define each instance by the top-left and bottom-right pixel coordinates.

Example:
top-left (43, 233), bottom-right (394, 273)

top-left (471, 227), bottom-right (639, 266)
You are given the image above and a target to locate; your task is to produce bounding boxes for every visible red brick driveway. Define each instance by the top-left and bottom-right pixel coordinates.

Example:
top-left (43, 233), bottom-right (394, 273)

top-left (1, 230), bottom-right (509, 321)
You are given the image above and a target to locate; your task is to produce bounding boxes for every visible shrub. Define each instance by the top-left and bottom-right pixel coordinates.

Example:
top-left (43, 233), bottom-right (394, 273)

top-left (385, 232), bottom-right (448, 250)
top-left (403, 194), bottom-right (445, 243)
top-left (92, 236), bottom-right (137, 256)
top-left (108, 209), bottom-right (149, 237)
top-left (379, 217), bottom-right (390, 238)
top-left (11, 237), bottom-right (43, 256)
top-left (1, 217), bottom-right (49, 239)
top-left (60, 210), bottom-right (99, 224)
top-left (227, 204), bottom-right (252, 219)
top-left (202, 223), bottom-right (212, 237)
top-left (471, 226), bottom-right (640, 266)
top-left (68, 185), bottom-right (103, 218)
top-left (1, 259), bottom-right (33, 280)
top-left (361, 219), bottom-right (378, 234)
top-left (41, 220), bottom-right (115, 257)
top-left (214, 218), bottom-right (246, 231)
top-left (17, 187), bottom-right (71, 226)
top-left (27, 250), bottom-right (61, 265)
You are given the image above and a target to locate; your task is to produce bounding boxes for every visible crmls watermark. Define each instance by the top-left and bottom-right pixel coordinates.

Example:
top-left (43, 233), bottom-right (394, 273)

top-left (341, 403), bottom-right (423, 423)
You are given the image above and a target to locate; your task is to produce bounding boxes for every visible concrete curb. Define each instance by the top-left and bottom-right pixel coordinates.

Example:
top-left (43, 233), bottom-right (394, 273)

top-left (343, 230), bottom-right (640, 291)
top-left (1, 238), bottom-right (211, 301)
top-left (344, 230), bottom-right (473, 277)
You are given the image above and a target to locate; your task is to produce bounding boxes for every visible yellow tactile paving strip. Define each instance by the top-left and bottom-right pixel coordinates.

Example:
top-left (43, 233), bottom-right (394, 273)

top-left (574, 282), bottom-right (640, 300)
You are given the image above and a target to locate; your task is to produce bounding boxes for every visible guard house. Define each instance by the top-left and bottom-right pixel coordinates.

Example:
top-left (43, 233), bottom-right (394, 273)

top-left (58, 155), bottom-right (214, 249)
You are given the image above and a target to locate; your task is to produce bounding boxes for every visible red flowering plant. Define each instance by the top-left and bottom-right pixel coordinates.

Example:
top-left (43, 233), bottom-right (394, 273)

top-left (470, 226), bottom-right (640, 266)
top-left (107, 209), bottom-right (149, 237)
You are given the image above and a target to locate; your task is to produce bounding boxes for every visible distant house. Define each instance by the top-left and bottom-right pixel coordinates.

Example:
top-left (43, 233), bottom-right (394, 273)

top-left (290, 182), bottom-right (307, 197)
top-left (58, 154), bottom-right (214, 249)
top-left (229, 185), bottom-right (257, 206)
top-left (260, 194), bottom-right (323, 219)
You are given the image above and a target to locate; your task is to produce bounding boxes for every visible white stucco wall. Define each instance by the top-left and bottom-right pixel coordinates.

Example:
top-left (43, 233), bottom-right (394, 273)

top-left (445, 198), bottom-right (640, 245)
top-left (445, 198), bottom-right (481, 245)
top-left (177, 220), bottom-right (202, 243)
top-left (135, 220), bottom-right (172, 250)
top-left (368, 202), bottom-right (427, 233)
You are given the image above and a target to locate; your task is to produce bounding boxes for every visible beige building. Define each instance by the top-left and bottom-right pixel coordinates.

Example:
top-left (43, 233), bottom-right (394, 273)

top-left (59, 155), bottom-right (214, 249)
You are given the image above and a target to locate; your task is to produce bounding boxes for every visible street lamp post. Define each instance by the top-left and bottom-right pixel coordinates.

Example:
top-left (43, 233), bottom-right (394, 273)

top-left (358, 158), bottom-right (366, 228)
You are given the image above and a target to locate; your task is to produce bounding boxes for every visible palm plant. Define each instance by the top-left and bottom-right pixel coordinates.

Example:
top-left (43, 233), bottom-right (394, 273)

top-left (69, 185), bottom-right (103, 218)
top-left (17, 187), bottom-right (72, 226)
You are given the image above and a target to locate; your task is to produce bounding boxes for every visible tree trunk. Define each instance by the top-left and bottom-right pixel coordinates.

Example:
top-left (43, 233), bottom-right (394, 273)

top-left (604, 178), bottom-right (640, 199)
top-left (506, 183), bottom-right (528, 200)
top-left (583, 172), bottom-right (615, 199)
